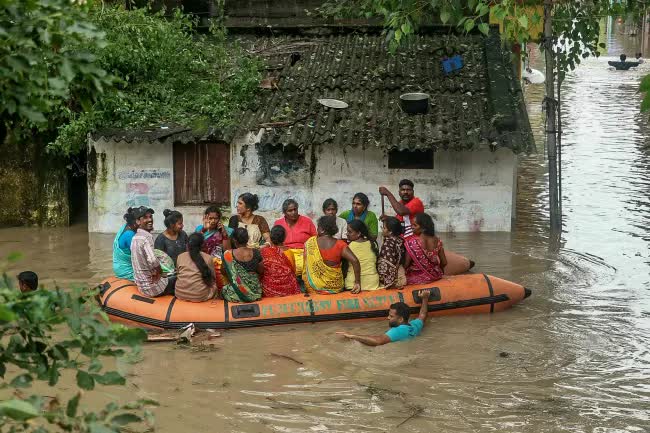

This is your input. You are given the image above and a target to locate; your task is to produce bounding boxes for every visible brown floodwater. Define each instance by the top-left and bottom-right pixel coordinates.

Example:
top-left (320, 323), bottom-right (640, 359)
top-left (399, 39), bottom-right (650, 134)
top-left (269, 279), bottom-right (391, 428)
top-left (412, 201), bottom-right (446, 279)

top-left (1, 32), bottom-right (650, 431)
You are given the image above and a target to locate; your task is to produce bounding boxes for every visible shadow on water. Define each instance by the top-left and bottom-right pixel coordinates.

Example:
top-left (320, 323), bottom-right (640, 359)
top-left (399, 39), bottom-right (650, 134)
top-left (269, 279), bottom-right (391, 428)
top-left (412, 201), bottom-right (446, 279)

top-left (1, 28), bottom-right (650, 433)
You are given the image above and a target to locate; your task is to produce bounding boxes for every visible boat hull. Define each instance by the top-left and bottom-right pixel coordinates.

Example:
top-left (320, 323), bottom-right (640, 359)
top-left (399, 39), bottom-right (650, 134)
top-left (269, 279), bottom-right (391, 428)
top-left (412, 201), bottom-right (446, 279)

top-left (98, 273), bottom-right (530, 330)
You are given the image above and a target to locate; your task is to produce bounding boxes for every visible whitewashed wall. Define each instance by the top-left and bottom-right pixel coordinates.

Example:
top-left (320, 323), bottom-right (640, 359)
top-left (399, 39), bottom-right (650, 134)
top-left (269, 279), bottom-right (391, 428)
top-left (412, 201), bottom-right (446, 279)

top-left (88, 132), bottom-right (517, 233)
top-left (232, 134), bottom-right (518, 232)
top-left (88, 138), bottom-right (211, 233)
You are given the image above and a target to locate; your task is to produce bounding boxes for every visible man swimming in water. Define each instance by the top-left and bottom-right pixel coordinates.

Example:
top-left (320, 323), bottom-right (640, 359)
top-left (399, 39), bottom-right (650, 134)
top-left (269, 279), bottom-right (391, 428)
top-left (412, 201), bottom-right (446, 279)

top-left (336, 289), bottom-right (432, 346)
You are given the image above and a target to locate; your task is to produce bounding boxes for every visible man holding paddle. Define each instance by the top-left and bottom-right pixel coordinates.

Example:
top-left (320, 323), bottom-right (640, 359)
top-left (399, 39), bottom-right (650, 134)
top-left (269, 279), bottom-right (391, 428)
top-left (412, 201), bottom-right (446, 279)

top-left (378, 179), bottom-right (425, 237)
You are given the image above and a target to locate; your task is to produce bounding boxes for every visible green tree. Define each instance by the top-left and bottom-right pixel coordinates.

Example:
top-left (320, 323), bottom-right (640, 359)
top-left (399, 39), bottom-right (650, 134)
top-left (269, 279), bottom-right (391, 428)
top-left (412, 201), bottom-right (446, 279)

top-left (0, 253), bottom-right (153, 432)
top-left (53, 5), bottom-right (261, 155)
top-left (0, 0), bottom-right (113, 141)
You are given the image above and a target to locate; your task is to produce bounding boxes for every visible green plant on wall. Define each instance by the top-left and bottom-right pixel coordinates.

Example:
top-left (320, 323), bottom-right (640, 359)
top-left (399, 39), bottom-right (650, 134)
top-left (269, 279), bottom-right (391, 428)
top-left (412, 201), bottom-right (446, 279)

top-left (53, 4), bottom-right (261, 156)
top-left (0, 253), bottom-right (153, 432)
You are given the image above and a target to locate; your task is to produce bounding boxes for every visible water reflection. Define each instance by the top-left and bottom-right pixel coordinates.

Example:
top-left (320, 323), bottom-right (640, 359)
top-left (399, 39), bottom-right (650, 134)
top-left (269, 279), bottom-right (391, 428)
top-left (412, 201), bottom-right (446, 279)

top-left (1, 29), bottom-right (650, 433)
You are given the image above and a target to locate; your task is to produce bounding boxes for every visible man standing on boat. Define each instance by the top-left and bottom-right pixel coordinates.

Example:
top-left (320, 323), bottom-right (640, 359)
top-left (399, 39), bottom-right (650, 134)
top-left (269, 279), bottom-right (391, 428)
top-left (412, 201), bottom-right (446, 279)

top-left (336, 289), bottom-right (431, 345)
top-left (378, 179), bottom-right (425, 236)
top-left (131, 206), bottom-right (175, 297)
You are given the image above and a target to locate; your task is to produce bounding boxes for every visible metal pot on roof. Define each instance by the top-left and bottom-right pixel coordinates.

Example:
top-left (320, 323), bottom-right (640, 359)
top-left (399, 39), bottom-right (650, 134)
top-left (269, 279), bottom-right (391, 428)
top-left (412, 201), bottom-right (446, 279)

top-left (399, 93), bottom-right (430, 114)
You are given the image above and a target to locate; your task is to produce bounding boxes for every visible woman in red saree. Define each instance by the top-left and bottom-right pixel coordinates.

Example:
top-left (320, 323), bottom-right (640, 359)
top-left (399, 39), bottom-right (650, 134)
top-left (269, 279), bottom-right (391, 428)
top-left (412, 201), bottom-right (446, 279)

top-left (260, 226), bottom-right (301, 297)
top-left (404, 213), bottom-right (447, 285)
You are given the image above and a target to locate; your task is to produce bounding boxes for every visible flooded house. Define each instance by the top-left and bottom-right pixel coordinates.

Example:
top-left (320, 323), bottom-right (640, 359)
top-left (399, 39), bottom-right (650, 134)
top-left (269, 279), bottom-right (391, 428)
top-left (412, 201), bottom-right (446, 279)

top-left (87, 29), bottom-right (533, 233)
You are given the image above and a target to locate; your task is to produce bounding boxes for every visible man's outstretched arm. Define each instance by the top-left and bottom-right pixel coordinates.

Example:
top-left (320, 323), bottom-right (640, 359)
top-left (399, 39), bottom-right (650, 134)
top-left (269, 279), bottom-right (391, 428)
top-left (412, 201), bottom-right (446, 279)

top-left (417, 289), bottom-right (431, 325)
top-left (336, 332), bottom-right (391, 346)
top-left (378, 186), bottom-right (410, 216)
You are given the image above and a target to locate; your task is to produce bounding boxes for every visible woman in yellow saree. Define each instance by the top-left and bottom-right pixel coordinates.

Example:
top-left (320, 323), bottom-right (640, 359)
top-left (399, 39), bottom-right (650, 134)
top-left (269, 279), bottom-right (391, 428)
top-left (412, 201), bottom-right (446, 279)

top-left (303, 216), bottom-right (361, 294)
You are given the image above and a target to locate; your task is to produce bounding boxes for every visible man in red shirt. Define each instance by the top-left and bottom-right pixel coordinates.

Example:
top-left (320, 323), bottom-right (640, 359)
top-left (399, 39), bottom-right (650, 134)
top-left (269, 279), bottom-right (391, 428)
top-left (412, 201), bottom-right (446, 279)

top-left (379, 179), bottom-right (425, 236)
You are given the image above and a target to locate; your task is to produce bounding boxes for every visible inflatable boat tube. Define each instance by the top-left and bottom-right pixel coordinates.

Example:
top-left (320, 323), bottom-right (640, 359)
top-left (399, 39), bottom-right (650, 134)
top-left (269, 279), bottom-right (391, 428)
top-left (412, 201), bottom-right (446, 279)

top-left (444, 250), bottom-right (474, 275)
top-left (98, 273), bottom-right (530, 330)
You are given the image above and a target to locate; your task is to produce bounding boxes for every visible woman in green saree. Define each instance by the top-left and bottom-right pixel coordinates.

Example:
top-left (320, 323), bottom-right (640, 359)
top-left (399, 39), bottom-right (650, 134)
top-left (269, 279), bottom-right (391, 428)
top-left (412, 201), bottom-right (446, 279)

top-left (221, 228), bottom-right (265, 303)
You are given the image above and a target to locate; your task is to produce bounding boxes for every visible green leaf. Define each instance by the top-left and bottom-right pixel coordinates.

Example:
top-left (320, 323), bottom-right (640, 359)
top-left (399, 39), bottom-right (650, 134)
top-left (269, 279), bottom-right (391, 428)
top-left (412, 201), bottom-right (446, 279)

top-left (89, 422), bottom-right (117, 433)
top-left (113, 327), bottom-right (146, 347)
top-left (0, 305), bottom-right (15, 322)
top-left (400, 22), bottom-right (412, 35)
top-left (66, 393), bottom-right (81, 417)
top-left (478, 23), bottom-right (490, 36)
top-left (518, 15), bottom-right (529, 29)
top-left (17, 106), bottom-right (47, 124)
top-left (7, 252), bottom-right (23, 262)
top-left (93, 371), bottom-right (125, 386)
top-left (464, 19), bottom-right (475, 33)
top-left (10, 374), bottom-right (33, 388)
top-left (440, 10), bottom-right (450, 24)
top-left (640, 74), bottom-right (650, 92)
top-left (0, 399), bottom-right (40, 421)
top-left (641, 94), bottom-right (650, 112)
top-left (76, 370), bottom-right (95, 390)
top-left (110, 413), bottom-right (142, 426)
top-left (48, 363), bottom-right (60, 386)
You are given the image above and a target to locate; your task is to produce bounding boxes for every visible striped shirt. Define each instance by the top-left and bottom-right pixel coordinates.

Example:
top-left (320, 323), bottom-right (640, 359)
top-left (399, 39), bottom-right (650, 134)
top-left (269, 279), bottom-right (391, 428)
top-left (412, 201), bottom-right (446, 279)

top-left (130, 228), bottom-right (167, 297)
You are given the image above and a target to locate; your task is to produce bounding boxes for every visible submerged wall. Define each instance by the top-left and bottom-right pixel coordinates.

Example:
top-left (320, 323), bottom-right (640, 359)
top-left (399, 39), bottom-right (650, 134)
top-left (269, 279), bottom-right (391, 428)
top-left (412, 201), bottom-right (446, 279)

top-left (88, 132), bottom-right (517, 233)
top-left (233, 138), bottom-right (518, 232)
top-left (0, 137), bottom-right (69, 227)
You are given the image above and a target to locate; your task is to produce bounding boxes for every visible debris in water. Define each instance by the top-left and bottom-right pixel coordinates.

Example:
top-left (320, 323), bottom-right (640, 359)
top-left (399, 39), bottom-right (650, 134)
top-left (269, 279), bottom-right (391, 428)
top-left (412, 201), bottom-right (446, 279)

top-left (499, 351), bottom-right (510, 358)
top-left (269, 352), bottom-right (304, 365)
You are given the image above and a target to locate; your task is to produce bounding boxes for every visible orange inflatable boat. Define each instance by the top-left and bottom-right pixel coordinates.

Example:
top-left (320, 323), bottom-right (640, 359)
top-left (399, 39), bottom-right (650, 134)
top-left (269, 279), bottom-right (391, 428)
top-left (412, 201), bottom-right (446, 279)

top-left (98, 273), bottom-right (530, 330)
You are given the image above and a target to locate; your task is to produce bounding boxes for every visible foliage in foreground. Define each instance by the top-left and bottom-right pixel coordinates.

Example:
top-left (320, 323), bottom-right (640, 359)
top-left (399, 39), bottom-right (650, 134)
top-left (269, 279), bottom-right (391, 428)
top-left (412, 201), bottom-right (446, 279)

top-left (0, 253), bottom-right (153, 433)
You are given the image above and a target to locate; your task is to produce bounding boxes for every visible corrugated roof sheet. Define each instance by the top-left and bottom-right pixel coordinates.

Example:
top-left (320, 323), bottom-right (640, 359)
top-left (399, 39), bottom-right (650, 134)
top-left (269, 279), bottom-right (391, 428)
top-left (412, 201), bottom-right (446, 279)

top-left (237, 31), bottom-right (534, 153)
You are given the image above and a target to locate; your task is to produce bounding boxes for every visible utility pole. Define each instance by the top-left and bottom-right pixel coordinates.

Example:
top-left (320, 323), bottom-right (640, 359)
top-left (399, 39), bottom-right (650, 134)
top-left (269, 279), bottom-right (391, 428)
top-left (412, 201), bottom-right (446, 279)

top-left (543, 0), bottom-right (562, 231)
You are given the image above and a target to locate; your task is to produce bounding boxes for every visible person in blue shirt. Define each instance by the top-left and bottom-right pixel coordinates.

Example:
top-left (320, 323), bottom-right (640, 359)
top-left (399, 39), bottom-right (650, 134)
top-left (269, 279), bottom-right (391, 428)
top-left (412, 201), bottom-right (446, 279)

top-left (112, 208), bottom-right (139, 280)
top-left (336, 289), bottom-right (431, 345)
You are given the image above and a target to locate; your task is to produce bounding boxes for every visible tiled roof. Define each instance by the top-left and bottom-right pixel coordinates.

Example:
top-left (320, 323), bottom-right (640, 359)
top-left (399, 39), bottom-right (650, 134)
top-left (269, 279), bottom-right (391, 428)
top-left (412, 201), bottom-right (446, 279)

top-left (236, 30), bottom-right (534, 153)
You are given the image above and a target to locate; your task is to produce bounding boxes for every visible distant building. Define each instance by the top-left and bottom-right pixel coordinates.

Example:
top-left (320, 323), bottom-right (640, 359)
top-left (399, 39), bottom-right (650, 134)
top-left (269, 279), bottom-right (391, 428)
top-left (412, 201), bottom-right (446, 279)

top-left (87, 29), bottom-right (533, 233)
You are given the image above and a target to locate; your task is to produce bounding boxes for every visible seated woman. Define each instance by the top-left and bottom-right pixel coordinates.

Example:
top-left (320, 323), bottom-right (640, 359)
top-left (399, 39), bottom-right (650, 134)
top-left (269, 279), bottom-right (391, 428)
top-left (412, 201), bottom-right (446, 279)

top-left (154, 209), bottom-right (188, 263)
top-left (303, 216), bottom-right (361, 294)
top-left (274, 199), bottom-right (317, 277)
top-left (228, 193), bottom-right (270, 248)
top-left (339, 193), bottom-right (379, 240)
top-left (322, 198), bottom-right (347, 240)
top-left (175, 233), bottom-right (218, 302)
top-left (344, 220), bottom-right (381, 291)
top-left (377, 217), bottom-right (407, 289)
top-left (221, 228), bottom-right (264, 303)
top-left (260, 226), bottom-right (301, 297)
top-left (195, 205), bottom-right (231, 257)
top-left (404, 213), bottom-right (447, 284)
top-left (112, 208), bottom-right (138, 280)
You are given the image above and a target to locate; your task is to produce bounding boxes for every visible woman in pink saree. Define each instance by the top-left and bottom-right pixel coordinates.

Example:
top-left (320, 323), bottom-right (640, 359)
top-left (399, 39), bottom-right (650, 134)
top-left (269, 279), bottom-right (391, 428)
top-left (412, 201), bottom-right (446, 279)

top-left (404, 213), bottom-right (447, 284)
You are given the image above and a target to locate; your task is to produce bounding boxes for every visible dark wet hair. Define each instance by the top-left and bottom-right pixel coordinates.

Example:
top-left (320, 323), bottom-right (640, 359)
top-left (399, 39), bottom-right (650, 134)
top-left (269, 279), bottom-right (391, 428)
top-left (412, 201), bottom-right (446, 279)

top-left (239, 193), bottom-right (259, 212)
top-left (390, 302), bottom-right (411, 323)
top-left (270, 225), bottom-right (287, 245)
top-left (204, 205), bottom-right (221, 217)
top-left (322, 198), bottom-right (338, 212)
top-left (383, 216), bottom-right (404, 237)
top-left (162, 209), bottom-right (183, 229)
top-left (415, 213), bottom-right (436, 236)
top-left (399, 179), bottom-right (414, 188)
top-left (232, 227), bottom-right (249, 247)
top-left (620, 53), bottom-right (627, 62)
top-left (352, 193), bottom-right (369, 208)
top-left (17, 271), bottom-right (38, 291)
top-left (187, 233), bottom-right (213, 286)
top-left (124, 208), bottom-right (137, 227)
top-left (348, 219), bottom-right (379, 257)
top-left (318, 215), bottom-right (339, 236)
top-left (282, 198), bottom-right (299, 214)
